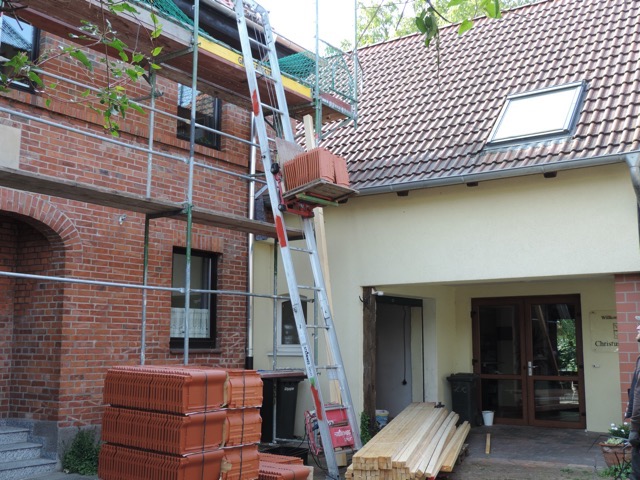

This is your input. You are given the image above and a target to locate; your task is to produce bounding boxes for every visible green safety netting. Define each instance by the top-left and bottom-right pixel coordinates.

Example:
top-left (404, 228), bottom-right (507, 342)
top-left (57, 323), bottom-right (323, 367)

top-left (129, 0), bottom-right (357, 107)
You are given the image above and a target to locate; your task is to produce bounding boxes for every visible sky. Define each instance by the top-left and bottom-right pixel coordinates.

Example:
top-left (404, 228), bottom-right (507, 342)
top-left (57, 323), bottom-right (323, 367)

top-left (258, 0), bottom-right (357, 51)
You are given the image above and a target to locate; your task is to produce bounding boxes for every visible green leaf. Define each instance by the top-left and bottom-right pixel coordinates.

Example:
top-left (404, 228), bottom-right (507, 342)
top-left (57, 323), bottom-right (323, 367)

top-left (118, 51), bottom-right (129, 62)
top-left (132, 53), bottom-right (145, 64)
top-left (125, 68), bottom-right (140, 81)
top-left (458, 19), bottom-right (474, 35)
top-left (151, 46), bottom-right (163, 57)
top-left (150, 63), bottom-right (161, 70)
top-left (415, 13), bottom-right (427, 34)
top-left (447, 0), bottom-right (466, 6)
top-left (81, 89), bottom-right (91, 98)
top-left (69, 50), bottom-right (93, 71)
top-left (130, 103), bottom-right (145, 114)
top-left (27, 71), bottom-right (43, 86)
top-left (45, 98), bottom-right (52, 108)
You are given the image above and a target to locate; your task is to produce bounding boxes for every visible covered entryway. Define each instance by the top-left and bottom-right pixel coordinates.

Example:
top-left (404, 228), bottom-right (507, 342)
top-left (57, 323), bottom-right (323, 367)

top-left (0, 213), bottom-right (65, 423)
top-left (472, 295), bottom-right (585, 428)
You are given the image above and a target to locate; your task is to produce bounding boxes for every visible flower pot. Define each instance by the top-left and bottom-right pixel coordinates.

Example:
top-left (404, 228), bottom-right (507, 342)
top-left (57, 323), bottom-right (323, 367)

top-left (599, 443), bottom-right (632, 467)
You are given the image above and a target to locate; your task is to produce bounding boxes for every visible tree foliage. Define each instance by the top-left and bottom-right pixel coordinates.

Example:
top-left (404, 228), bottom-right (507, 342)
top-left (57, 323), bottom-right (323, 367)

top-left (0, 0), bottom-right (163, 135)
top-left (351, 0), bottom-right (535, 48)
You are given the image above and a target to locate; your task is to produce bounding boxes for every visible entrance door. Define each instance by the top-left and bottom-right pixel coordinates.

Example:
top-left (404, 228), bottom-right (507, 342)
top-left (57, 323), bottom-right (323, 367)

top-left (472, 295), bottom-right (585, 428)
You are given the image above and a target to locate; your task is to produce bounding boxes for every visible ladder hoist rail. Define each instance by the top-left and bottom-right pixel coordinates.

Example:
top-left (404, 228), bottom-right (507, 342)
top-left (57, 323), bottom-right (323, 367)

top-left (233, 2), bottom-right (361, 478)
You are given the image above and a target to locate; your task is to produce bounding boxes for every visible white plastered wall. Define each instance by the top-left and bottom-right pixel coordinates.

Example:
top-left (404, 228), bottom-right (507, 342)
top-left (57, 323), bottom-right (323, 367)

top-left (252, 163), bottom-right (640, 434)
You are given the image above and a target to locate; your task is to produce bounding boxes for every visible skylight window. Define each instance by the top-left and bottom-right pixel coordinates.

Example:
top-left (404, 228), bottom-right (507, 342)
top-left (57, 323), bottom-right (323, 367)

top-left (487, 81), bottom-right (585, 145)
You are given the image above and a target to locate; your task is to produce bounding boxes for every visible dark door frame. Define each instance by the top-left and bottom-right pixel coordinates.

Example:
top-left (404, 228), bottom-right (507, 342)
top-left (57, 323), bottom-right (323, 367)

top-left (472, 294), bottom-right (586, 429)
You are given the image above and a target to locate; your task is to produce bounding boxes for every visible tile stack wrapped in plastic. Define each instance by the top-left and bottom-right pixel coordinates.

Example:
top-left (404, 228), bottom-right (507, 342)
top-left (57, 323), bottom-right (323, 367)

top-left (99, 365), bottom-right (263, 480)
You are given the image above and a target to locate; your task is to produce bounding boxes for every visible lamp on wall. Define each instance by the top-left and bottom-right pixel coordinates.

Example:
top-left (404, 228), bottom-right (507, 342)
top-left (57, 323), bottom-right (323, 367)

top-left (372, 289), bottom-right (384, 296)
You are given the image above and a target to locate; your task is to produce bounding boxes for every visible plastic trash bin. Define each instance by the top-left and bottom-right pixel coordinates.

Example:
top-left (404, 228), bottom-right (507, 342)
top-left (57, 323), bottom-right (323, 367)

top-left (447, 373), bottom-right (481, 426)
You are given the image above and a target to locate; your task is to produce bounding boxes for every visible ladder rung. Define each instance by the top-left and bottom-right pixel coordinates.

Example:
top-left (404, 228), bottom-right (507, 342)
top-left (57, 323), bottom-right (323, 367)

top-left (248, 37), bottom-right (269, 49)
top-left (261, 102), bottom-right (288, 116)
top-left (316, 365), bottom-right (339, 370)
top-left (306, 325), bottom-right (329, 330)
top-left (298, 284), bottom-right (321, 291)
top-left (290, 246), bottom-right (313, 253)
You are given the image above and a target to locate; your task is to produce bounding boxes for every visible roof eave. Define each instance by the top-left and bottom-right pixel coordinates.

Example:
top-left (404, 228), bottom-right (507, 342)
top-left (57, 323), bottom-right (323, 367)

top-left (355, 152), bottom-right (638, 196)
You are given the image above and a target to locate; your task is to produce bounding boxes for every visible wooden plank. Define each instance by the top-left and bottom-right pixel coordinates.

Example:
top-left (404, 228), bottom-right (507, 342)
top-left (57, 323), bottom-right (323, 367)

top-left (485, 433), bottom-right (491, 455)
top-left (0, 165), bottom-right (303, 238)
top-left (439, 422), bottom-right (470, 472)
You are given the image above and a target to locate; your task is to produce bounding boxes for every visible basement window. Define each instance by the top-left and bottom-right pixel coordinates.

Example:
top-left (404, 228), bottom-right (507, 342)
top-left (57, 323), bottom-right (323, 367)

top-left (176, 84), bottom-right (222, 150)
top-left (170, 248), bottom-right (219, 350)
top-left (0, 15), bottom-right (40, 91)
top-left (487, 81), bottom-right (585, 146)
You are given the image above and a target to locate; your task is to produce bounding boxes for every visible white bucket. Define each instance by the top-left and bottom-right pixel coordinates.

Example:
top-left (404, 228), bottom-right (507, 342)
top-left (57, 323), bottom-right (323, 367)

top-left (482, 410), bottom-right (494, 426)
top-left (375, 409), bottom-right (389, 427)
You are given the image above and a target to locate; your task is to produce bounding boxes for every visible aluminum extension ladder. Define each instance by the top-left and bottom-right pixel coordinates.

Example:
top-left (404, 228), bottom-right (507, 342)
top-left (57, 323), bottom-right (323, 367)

top-left (233, 1), bottom-right (362, 477)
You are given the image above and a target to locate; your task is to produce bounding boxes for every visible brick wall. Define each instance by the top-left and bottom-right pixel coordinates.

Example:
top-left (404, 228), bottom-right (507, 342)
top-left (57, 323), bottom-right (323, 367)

top-left (0, 26), bottom-right (254, 427)
top-left (615, 273), bottom-right (640, 417)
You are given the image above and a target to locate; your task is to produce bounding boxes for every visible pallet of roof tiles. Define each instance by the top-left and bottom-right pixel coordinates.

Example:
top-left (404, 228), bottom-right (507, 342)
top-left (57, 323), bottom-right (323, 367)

top-left (258, 461), bottom-right (314, 480)
top-left (104, 366), bottom-right (263, 413)
top-left (103, 365), bottom-right (227, 413)
top-left (221, 444), bottom-right (260, 480)
top-left (224, 407), bottom-right (262, 446)
top-left (224, 369), bottom-right (263, 408)
top-left (102, 406), bottom-right (226, 454)
top-left (98, 443), bottom-right (225, 480)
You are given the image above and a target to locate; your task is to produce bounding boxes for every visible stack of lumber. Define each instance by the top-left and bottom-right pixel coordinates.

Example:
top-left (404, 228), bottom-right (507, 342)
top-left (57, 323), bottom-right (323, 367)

top-left (346, 403), bottom-right (470, 480)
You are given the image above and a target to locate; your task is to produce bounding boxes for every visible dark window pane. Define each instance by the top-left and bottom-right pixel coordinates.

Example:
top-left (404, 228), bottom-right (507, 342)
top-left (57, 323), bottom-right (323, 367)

top-left (176, 85), bottom-right (221, 149)
top-left (170, 248), bottom-right (218, 349)
top-left (0, 16), bottom-right (39, 91)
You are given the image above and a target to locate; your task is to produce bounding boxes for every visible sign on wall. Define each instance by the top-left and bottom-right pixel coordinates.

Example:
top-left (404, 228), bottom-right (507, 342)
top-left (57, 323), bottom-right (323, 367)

top-left (589, 310), bottom-right (618, 352)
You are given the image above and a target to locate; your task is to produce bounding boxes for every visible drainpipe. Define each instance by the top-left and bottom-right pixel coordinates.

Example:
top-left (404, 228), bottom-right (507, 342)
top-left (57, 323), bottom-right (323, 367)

top-left (246, 115), bottom-right (257, 370)
top-left (626, 153), bottom-right (640, 207)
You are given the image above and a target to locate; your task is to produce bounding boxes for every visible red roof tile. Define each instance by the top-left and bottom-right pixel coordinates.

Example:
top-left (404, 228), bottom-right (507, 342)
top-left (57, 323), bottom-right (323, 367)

top-left (323, 0), bottom-right (640, 193)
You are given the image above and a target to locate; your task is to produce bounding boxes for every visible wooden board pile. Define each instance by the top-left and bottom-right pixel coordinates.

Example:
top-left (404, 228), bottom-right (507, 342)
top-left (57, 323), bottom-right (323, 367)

top-left (346, 403), bottom-right (470, 480)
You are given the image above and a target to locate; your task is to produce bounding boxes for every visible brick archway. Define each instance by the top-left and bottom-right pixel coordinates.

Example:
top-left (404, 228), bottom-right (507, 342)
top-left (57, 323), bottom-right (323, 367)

top-left (0, 190), bottom-right (81, 422)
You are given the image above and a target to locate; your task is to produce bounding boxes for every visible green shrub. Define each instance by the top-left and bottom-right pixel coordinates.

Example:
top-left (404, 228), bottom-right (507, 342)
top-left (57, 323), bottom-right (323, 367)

top-left (62, 428), bottom-right (100, 475)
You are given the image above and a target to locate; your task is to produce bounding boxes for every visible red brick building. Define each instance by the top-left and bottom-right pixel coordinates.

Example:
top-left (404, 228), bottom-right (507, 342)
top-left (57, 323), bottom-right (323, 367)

top-left (0, 1), bottom-right (286, 459)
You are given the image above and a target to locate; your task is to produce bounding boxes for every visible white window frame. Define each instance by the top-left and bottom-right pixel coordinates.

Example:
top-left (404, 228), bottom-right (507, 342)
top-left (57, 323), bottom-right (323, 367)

top-left (487, 81), bottom-right (586, 146)
top-left (276, 296), bottom-right (308, 356)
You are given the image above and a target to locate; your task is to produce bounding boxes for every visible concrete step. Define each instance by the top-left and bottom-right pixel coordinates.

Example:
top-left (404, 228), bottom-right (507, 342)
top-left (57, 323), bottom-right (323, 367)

top-left (0, 443), bottom-right (43, 463)
top-left (0, 429), bottom-right (28, 446)
top-left (0, 458), bottom-right (57, 480)
top-left (19, 474), bottom-right (94, 480)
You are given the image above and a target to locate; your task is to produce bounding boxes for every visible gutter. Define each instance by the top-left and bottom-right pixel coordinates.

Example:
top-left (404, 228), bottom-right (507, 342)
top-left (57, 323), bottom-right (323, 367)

top-left (357, 151), bottom-right (640, 197)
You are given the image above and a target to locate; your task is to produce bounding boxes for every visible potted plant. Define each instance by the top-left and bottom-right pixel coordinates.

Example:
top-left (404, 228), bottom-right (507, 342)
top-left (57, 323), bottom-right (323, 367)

top-left (600, 422), bottom-right (632, 467)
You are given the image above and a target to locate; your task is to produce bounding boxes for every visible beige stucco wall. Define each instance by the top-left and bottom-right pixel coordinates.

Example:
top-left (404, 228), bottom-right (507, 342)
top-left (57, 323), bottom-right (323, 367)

top-left (252, 162), bottom-right (640, 435)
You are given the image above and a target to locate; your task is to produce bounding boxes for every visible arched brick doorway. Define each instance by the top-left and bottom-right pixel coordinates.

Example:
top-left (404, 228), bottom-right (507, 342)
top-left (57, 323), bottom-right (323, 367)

top-left (0, 210), bottom-right (66, 452)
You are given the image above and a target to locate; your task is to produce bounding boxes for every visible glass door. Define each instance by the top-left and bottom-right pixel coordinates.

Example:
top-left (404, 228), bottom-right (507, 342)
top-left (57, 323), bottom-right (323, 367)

top-left (472, 295), bottom-right (585, 428)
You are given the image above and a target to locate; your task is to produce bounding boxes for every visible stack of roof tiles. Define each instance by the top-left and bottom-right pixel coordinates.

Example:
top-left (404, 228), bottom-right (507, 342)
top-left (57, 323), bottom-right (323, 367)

top-left (283, 147), bottom-right (350, 192)
top-left (257, 452), bottom-right (313, 480)
top-left (99, 366), bottom-right (263, 480)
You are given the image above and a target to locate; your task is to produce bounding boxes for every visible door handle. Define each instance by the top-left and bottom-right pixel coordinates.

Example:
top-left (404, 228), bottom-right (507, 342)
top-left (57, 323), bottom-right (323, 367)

top-left (527, 361), bottom-right (538, 376)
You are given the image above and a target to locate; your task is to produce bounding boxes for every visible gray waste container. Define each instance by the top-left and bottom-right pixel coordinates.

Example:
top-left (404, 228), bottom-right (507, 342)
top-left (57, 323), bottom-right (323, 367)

top-left (446, 373), bottom-right (481, 426)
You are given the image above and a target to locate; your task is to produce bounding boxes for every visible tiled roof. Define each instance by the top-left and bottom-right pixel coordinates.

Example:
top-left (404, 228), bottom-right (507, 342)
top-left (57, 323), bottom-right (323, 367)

top-left (322, 0), bottom-right (640, 194)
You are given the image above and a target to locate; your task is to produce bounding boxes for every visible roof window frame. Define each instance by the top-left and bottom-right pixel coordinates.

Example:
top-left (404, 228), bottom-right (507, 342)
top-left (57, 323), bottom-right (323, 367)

top-left (486, 80), bottom-right (586, 147)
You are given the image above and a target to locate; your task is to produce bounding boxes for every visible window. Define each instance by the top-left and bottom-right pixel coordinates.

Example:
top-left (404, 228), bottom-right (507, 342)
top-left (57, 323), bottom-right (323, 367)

top-left (170, 248), bottom-right (218, 349)
top-left (487, 81), bottom-right (585, 146)
top-left (176, 84), bottom-right (222, 149)
top-left (0, 15), bottom-right (40, 91)
top-left (276, 297), bottom-right (308, 355)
